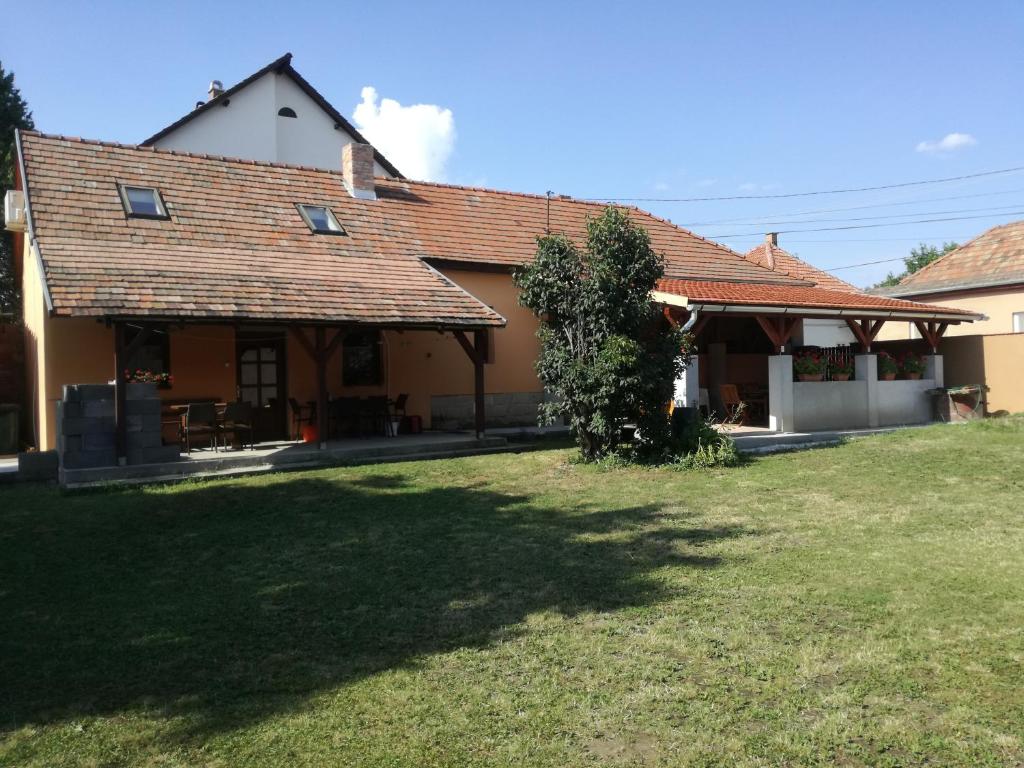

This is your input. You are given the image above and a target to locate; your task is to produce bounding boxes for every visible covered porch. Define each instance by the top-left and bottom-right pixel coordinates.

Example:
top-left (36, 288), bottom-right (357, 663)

top-left (109, 318), bottom-right (494, 464)
top-left (657, 279), bottom-right (979, 434)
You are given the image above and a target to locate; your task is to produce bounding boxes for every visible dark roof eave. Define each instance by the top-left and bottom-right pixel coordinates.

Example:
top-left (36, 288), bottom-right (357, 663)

top-left (139, 53), bottom-right (404, 179)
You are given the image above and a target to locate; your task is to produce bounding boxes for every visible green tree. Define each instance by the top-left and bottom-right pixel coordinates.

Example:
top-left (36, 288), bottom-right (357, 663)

top-left (1, 61), bottom-right (34, 319)
top-left (874, 241), bottom-right (959, 288)
top-left (515, 207), bottom-right (690, 461)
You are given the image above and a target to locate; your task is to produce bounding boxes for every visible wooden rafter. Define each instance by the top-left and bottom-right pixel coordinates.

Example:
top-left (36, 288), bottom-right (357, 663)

top-left (845, 318), bottom-right (886, 352)
top-left (755, 316), bottom-right (798, 353)
top-left (913, 320), bottom-right (949, 352)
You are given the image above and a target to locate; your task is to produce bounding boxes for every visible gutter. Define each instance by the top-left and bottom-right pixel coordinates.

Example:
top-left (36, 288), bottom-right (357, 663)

top-left (683, 302), bottom-right (982, 323)
top-left (15, 129), bottom-right (54, 314)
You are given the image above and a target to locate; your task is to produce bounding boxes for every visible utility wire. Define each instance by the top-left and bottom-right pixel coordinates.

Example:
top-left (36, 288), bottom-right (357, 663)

top-left (706, 210), bottom-right (1024, 239)
top-left (694, 202), bottom-right (1024, 230)
top-left (583, 165), bottom-right (1024, 203)
top-left (681, 187), bottom-right (1024, 226)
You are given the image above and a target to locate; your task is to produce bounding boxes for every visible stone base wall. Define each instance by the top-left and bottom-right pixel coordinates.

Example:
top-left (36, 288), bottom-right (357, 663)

top-left (58, 383), bottom-right (179, 469)
top-left (431, 391), bottom-right (546, 431)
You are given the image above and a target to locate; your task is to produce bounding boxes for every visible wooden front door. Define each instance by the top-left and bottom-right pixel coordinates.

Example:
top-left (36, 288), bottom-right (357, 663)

top-left (236, 331), bottom-right (287, 442)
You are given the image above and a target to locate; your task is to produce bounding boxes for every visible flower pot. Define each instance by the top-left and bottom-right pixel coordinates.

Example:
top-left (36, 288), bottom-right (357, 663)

top-left (832, 373), bottom-right (851, 381)
top-left (797, 373), bottom-right (824, 382)
top-left (880, 373), bottom-right (896, 381)
top-left (904, 372), bottom-right (922, 380)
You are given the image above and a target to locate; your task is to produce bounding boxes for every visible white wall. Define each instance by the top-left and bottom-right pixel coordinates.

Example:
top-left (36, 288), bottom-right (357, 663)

top-left (152, 72), bottom-right (393, 177)
top-left (797, 318), bottom-right (856, 347)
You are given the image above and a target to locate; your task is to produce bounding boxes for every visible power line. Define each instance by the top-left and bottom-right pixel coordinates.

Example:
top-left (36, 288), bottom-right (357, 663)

top-left (692, 202), bottom-right (1024, 230)
top-left (681, 188), bottom-right (1024, 226)
top-left (706, 210), bottom-right (1024, 239)
top-left (583, 164), bottom-right (1024, 203)
top-left (782, 236), bottom-right (969, 243)
top-left (826, 257), bottom-right (907, 272)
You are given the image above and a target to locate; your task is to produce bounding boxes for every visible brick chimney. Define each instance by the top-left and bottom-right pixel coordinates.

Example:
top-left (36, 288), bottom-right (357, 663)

top-left (764, 232), bottom-right (778, 269)
top-left (342, 143), bottom-right (377, 200)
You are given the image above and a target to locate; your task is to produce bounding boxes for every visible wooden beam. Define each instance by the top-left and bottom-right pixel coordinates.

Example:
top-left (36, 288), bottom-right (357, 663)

top-left (452, 330), bottom-right (481, 365)
top-left (473, 330), bottom-right (486, 439)
top-left (756, 316), bottom-right (782, 351)
top-left (756, 316), bottom-right (796, 353)
top-left (315, 326), bottom-right (328, 449)
top-left (845, 318), bottom-right (870, 349)
top-left (290, 326), bottom-right (317, 362)
top-left (690, 315), bottom-right (712, 338)
top-left (114, 322), bottom-right (153, 463)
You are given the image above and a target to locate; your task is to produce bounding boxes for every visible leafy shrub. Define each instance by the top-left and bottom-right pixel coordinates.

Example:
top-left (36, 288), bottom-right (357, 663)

top-left (668, 408), bottom-right (740, 470)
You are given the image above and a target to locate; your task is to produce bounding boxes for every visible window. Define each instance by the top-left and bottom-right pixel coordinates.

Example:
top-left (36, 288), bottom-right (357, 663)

top-left (1014, 312), bottom-right (1024, 333)
top-left (343, 330), bottom-right (382, 386)
top-left (118, 184), bottom-right (170, 220)
top-left (125, 325), bottom-right (170, 376)
top-left (277, 106), bottom-right (297, 118)
top-left (297, 204), bottom-right (346, 235)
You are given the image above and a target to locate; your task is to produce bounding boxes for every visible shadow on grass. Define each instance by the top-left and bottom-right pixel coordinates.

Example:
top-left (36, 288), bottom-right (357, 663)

top-left (0, 469), bottom-right (746, 744)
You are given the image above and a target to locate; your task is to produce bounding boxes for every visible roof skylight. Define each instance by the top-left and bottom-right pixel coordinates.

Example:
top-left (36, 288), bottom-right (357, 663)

top-left (118, 184), bottom-right (169, 220)
top-left (297, 204), bottom-right (346, 235)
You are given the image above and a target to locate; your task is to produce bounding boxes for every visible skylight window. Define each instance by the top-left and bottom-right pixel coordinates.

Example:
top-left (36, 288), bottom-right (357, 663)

top-left (297, 204), bottom-right (346, 235)
top-left (118, 184), bottom-right (169, 220)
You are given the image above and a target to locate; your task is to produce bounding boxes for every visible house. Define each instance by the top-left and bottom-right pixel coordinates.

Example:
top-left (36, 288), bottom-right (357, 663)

top-left (743, 233), bottom-right (857, 347)
top-left (5, 56), bottom-right (983, 466)
top-left (874, 221), bottom-right (1024, 413)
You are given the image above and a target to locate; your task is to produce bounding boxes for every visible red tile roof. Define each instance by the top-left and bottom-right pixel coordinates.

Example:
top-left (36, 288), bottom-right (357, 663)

top-left (656, 279), bottom-right (978, 319)
top-left (892, 220), bottom-right (1024, 295)
top-left (744, 241), bottom-right (856, 291)
top-left (19, 132), bottom-right (500, 327)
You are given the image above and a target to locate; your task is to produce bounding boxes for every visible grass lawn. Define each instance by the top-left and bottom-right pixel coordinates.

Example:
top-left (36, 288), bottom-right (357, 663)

top-left (1, 420), bottom-right (1022, 767)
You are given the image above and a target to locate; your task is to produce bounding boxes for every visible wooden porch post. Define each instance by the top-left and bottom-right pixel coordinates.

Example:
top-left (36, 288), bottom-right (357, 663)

top-left (315, 326), bottom-right (328, 449)
top-left (845, 318), bottom-right (885, 353)
top-left (473, 330), bottom-right (487, 439)
top-left (113, 321), bottom-right (153, 464)
top-left (453, 329), bottom-right (487, 439)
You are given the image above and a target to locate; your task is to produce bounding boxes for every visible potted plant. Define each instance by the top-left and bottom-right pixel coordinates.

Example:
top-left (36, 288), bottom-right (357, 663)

top-left (793, 351), bottom-right (826, 382)
top-left (830, 358), bottom-right (854, 381)
top-left (877, 351), bottom-right (898, 381)
top-left (900, 352), bottom-right (926, 380)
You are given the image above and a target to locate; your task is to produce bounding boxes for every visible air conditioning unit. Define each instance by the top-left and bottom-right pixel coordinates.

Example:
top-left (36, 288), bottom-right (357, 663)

top-left (4, 190), bottom-right (26, 232)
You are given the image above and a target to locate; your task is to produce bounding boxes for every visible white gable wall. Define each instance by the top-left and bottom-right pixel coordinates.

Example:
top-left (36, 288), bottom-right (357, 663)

top-left (151, 72), bottom-right (392, 177)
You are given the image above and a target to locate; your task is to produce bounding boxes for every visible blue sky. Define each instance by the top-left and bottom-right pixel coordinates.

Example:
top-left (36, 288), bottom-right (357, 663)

top-left (6, 0), bottom-right (1024, 287)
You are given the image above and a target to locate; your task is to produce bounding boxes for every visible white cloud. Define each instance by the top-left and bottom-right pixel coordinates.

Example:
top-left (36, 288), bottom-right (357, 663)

top-left (353, 86), bottom-right (455, 182)
top-left (915, 132), bottom-right (977, 153)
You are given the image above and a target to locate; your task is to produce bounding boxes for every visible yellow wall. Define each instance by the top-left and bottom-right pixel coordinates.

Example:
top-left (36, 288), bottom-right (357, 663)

top-left (877, 286), bottom-right (1024, 340)
top-left (940, 333), bottom-right (1024, 414)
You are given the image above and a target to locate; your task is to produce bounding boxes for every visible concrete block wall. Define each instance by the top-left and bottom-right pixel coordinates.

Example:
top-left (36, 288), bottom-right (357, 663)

top-left (431, 391), bottom-right (545, 430)
top-left (57, 383), bottom-right (178, 471)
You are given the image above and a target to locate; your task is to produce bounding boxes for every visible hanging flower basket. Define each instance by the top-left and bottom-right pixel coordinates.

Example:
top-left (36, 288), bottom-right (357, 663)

top-left (124, 369), bottom-right (173, 389)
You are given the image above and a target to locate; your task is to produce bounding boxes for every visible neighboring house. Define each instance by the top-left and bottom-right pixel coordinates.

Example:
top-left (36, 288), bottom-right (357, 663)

top-left (876, 221), bottom-right (1024, 338)
top-left (5, 58), bottom-right (982, 459)
top-left (143, 53), bottom-right (402, 178)
top-left (744, 234), bottom-right (857, 347)
top-left (873, 221), bottom-right (1024, 413)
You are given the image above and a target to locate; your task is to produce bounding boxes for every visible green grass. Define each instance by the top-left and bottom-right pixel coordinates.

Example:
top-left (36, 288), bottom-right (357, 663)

top-left (2, 420), bottom-right (1023, 767)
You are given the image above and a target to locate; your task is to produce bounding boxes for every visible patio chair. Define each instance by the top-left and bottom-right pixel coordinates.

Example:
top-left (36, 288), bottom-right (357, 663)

top-left (390, 393), bottom-right (409, 433)
top-left (183, 402), bottom-right (219, 454)
top-left (718, 384), bottom-right (747, 425)
top-left (288, 398), bottom-right (316, 440)
top-left (219, 401), bottom-right (255, 450)
top-left (365, 396), bottom-right (393, 437)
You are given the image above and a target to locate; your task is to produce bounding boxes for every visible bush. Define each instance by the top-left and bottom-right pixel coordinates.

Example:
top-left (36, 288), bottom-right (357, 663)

top-left (668, 408), bottom-right (740, 470)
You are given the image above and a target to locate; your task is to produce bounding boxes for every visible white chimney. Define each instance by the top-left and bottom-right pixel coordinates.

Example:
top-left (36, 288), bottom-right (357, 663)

top-left (342, 143), bottom-right (377, 200)
top-left (207, 80), bottom-right (225, 101)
